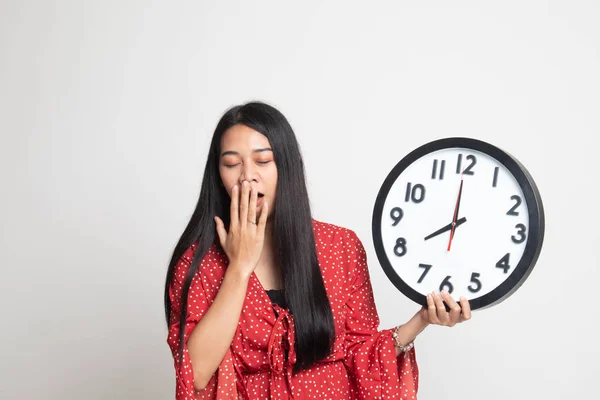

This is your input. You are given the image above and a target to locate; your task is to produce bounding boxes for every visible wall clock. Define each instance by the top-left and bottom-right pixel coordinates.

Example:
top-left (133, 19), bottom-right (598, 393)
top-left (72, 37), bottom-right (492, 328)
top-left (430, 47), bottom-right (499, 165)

top-left (371, 137), bottom-right (545, 310)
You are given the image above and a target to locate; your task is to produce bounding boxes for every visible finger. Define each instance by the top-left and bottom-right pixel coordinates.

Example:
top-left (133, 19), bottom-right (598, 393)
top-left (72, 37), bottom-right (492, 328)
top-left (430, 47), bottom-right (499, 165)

top-left (230, 185), bottom-right (239, 228)
top-left (459, 296), bottom-right (472, 322)
top-left (257, 199), bottom-right (268, 233)
top-left (240, 181), bottom-right (250, 228)
top-left (214, 216), bottom-right (227, 249)
top-left (426, 293), bottom-right (440, 325)
top-left (432, 291), bottom-right (450, 325)
top-left (248, 184), bottom-right (258, 226)
top-left (442, 291), bottom-right (462, 326)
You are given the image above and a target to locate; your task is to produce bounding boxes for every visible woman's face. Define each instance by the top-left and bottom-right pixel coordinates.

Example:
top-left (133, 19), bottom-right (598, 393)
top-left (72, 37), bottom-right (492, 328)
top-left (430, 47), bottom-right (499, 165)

top-left (219, 124), bottom-right (278, 219)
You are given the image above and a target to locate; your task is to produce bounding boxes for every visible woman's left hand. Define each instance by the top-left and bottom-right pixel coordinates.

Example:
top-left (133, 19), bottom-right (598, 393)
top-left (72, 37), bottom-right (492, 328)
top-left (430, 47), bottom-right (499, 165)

top-left (419, 290), bottom-right (472, 327)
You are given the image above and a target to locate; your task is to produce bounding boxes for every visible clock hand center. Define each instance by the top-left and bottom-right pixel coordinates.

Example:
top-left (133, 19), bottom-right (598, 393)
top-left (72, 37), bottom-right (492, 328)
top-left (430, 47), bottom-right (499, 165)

top-left (424, 217), bottom-right (467, 241)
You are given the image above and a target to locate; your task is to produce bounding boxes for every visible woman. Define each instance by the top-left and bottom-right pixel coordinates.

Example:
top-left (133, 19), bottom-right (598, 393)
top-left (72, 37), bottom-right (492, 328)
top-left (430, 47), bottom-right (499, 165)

top-left (164, 101), bottom-right (471, 399)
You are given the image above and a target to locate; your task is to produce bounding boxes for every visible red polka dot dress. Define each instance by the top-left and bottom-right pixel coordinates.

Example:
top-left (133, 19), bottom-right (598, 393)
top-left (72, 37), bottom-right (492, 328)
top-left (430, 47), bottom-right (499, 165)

top-left (167, 220), bottom-right (419, 399)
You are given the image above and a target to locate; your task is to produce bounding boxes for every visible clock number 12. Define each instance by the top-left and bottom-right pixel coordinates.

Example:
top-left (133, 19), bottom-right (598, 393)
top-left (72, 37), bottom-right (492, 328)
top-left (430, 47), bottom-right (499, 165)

top-left (457, 154), bottom-right (477, 175)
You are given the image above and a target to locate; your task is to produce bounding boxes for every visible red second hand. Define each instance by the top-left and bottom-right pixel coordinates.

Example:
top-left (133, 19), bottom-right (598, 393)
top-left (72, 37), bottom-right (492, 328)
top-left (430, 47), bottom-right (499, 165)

top-left (447, 174), bottom-right (464, 251)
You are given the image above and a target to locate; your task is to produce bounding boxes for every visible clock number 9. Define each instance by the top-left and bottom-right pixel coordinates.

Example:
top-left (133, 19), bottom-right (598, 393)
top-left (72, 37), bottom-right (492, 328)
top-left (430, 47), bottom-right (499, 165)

top-left (511, 223), bottom-right (527, 244)
top-left (439, 275), bottom-right (454, 294)
top-left (394, 238), bottom-right (407, 256)
top-left (390, 207), bottom-right (404, 226)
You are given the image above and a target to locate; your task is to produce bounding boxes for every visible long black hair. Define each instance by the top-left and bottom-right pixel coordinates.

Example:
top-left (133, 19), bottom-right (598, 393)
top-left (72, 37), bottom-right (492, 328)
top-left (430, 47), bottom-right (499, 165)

top-left (164, 101), bottom-right (335, 372)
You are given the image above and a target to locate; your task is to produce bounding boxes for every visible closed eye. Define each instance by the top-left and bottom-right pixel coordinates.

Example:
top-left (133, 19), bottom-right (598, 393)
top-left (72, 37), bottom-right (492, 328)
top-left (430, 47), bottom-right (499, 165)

top-left (222, 161), bottom-right (271, 168)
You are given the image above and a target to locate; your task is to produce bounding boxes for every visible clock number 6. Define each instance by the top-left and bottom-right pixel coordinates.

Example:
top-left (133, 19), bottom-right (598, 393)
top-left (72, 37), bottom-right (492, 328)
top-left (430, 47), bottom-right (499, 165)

top-left (439, 275), bottom-right (454, 294)
top-left (394, 238), bottom-right (407, 256)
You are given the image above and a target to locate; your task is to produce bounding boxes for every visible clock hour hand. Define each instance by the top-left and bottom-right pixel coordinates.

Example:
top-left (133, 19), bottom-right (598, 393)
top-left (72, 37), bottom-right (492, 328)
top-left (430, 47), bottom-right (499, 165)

top-left (424, 217), bottom-right (467, 241)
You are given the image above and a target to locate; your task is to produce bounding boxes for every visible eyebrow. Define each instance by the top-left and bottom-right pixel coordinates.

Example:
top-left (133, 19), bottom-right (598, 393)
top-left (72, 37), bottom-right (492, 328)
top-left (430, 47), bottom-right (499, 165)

top-left (220, 148), bottom-right (273, 157)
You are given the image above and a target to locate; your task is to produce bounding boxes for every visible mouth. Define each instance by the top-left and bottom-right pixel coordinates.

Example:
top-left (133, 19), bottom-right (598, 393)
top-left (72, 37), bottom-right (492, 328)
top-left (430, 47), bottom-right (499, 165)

top-left (255, 192), bottom-right (265, 206)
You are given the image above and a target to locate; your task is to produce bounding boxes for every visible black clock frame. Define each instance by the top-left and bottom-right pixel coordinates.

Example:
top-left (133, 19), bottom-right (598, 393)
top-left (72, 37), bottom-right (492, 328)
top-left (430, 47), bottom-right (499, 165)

top-left (371, 137), bottom-right (545, 311)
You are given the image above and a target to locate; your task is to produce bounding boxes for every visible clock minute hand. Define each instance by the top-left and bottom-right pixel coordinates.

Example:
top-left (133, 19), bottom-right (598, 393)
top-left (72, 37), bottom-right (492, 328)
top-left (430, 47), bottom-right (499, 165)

top-left (424, 217), bottom-right (467, 241)
top-left (447, 175), bottom-right (465, 251)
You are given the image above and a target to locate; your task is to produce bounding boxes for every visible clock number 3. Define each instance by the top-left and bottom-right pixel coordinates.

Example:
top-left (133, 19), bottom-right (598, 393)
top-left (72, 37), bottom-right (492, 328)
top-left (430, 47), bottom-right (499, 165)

top-left (394, 238), bottom-right (407, 256)
top-left (512, 223), bottom-right (527, 243)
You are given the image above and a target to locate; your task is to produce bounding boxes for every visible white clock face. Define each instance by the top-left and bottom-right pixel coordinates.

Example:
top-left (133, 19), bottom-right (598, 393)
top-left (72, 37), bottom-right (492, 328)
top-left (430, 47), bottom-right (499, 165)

top-left (378, 147), bottom-right (530, 301)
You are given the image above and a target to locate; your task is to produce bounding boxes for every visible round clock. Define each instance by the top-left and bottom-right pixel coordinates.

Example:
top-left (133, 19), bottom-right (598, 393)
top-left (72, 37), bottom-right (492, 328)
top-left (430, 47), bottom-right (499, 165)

top-left (371, 137), bottom-right (545, 311)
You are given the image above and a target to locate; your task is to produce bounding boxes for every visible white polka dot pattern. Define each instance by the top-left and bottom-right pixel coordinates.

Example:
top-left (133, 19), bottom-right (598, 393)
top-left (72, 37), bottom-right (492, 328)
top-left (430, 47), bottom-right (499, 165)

top-left (167, 220), bottom-right (419, 399)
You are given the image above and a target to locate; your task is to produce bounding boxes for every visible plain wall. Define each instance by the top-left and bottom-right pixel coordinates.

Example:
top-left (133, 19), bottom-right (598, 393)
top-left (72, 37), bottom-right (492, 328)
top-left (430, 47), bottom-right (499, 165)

top-left (1, 1), bottom-right (598, 399)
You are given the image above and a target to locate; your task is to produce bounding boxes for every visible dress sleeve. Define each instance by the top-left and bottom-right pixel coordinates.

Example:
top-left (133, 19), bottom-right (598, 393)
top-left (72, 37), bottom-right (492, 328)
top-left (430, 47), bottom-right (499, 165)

top-left (166, 245), bottom-right (238, 400)
top-left (343, 232), bottom-right (419, 399)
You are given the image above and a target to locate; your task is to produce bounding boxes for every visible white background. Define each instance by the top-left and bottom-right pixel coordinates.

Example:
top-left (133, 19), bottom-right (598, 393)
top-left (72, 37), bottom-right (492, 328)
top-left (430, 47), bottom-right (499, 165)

top-left (1, 1), bottom-right (598, 399)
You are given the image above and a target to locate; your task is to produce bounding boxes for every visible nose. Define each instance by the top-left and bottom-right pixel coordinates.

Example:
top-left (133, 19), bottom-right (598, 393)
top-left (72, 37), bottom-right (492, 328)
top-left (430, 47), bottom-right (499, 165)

top-left (239, 162), bottom-right (258, 184)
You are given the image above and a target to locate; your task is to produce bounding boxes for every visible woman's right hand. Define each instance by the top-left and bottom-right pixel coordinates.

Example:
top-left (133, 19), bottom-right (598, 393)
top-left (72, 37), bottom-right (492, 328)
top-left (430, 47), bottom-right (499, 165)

top-left (214, 181), bottom-right (269, 278)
